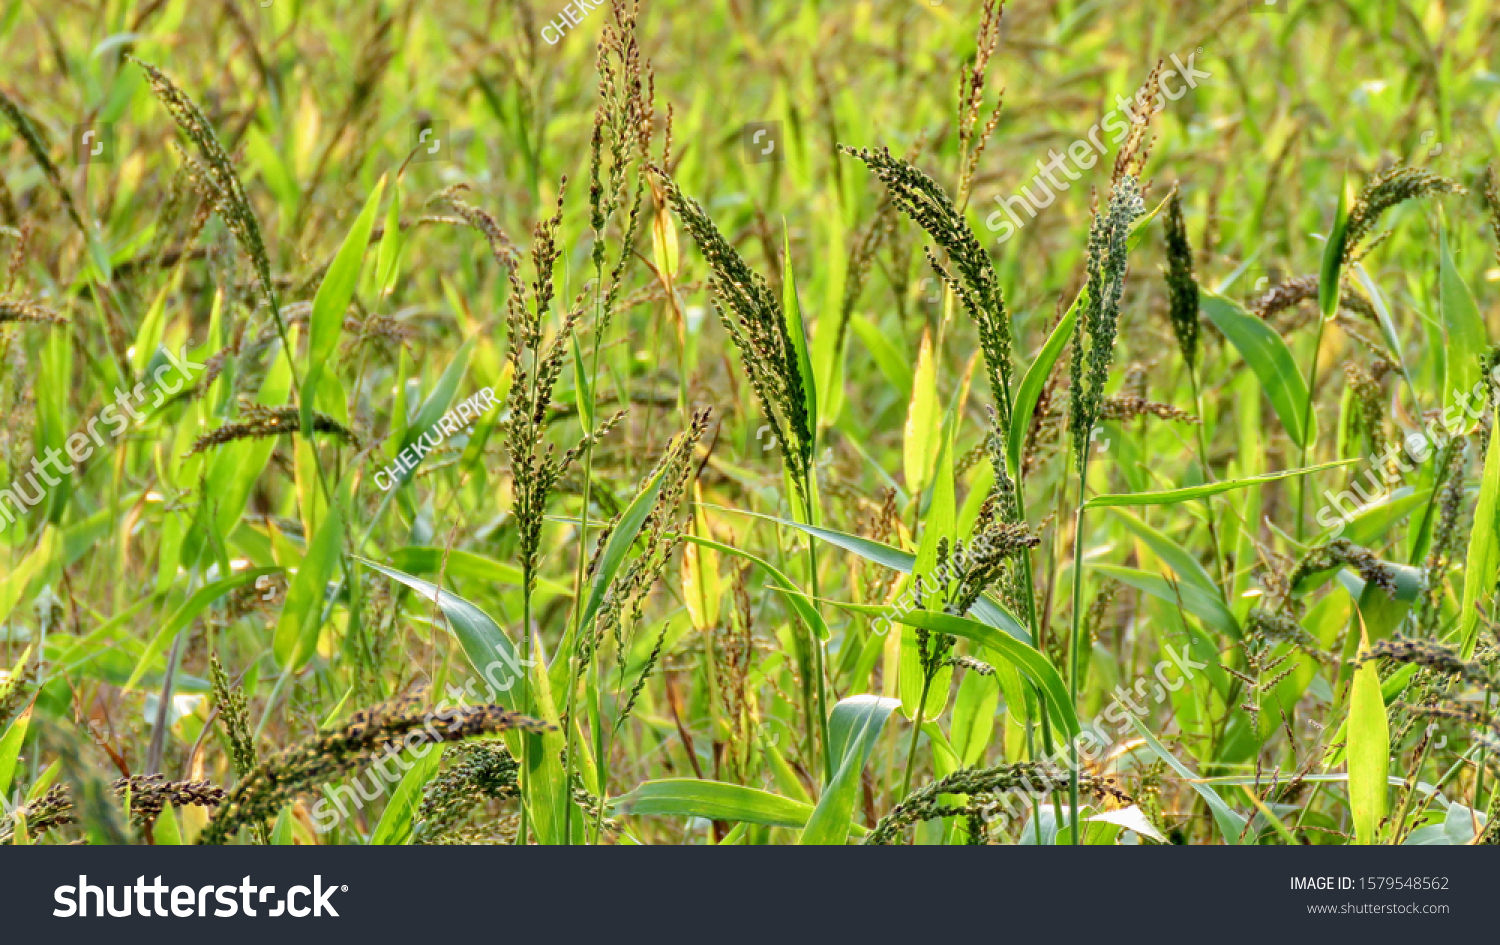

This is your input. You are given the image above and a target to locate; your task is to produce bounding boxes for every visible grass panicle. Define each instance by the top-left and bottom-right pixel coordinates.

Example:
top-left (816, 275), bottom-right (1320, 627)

top-left (188, 405), bottom-right (360, 455)
top-left (1162, 187), bottom-right (1199, 369)
top-left (659, 175), bottom-right (814, 495)
top-left (199, 695), bottom-right (551, 844)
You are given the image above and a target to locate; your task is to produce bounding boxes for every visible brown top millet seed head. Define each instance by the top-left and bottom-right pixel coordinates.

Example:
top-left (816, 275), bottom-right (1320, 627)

top-left (659, 171), bottom-right (814, 487)
top-left (840, 145), bottom-right (1014, 419)
top-left (1360, 636), bottom-right (1499, 695)
top-left (187, 405), bottom-right (360, 455)
top-left (865, 762), bottom-right (1132, 845)
top-left (113, 774), bottom-right (225, 827)
top-left (1162, 187), bottom-right (1200, 369)
top-left (1098, 394), bottom-right (1200, 424)
top-left (0, 298), bottom-right (67, 325)
top-left (199, 699), bottom-right (552, 844)
top-left (1344, 165), bottom-right (1465, 261)
top-left (133, 57), bottom-right (276, 308)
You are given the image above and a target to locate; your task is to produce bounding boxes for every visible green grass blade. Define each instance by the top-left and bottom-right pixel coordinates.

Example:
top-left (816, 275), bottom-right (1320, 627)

top-left (302, 176), bottom-right (385, 435)
top-left (577, 465), bottom-right (669, 638)
top-left (800, 695), bottom-right (898, 844)
top-left (0, 705), bottom-right (32, 801)
top-left (1439, 221), bottom-right (1487, 420)
top-left (1128, 715), bottom-right (1246, 844)
top-left (1082, 460), bottom-right (1351, 509)
top-left (1005, 195), bottom-right (1166, 477)
top-left (615, 779), bottom-right (812, 829)
top-left (367, 744), bottom-right (442, 845)
top-left (272, 487), bottom-right (347, 672)
top-left (1317, 175), bottom-right (1350, 322)
top-left (390, 335), bottom-right (476, 490)
top-left (893, 610), bottom-right (1077, 741)
top-left (675, 533), bottom-right (827, 641)
top-left (1348, 610), bottom-right (1389, 845)
top-left (1200, 292), bottom-right (1315, 448)
top-left (125, 566), bottom-right (280, 692)
top-left (354, 557), bottom-right (521, 711)
top-left (1458, 419), bottom-right (1500, 658)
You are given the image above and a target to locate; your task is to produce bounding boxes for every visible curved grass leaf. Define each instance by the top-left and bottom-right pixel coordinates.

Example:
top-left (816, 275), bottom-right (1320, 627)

top-left (1128, 715), bottom-right (1246, 844)
top-left (709, 505), bottom-right (1029, 641)
top-left (1090, 563), bottom-right (1239, 640)
top-left (1201, 291), bottom-right (1315, 448)
top-left (1109, 508), bottom-right (1219, 599)
top-left (355, 557), bottom-right (520, 711)
top-left (391, 335), bottom-right (476, 490)
top-left (676, 533), bottom-right (827, 641)
top-left (1459, 418), bottom-right (1500, 658)
top-left (1007, 305), bottom-right (1075, 478)
top-left (125, 566), bottom-right (281, 691)
top-left (1348, 610), bottom-right (1389, 845)
top-left (303, 177), bottom-right (385, 435)
top-left (386, 546), bottom-right (572, 600)
top-left (367, 743), bottom-right (443, 845)
top-left (577, 463), bottom-right (671, 638)
top-left (801, 695), bottom-right (898, 844)
top-left (1082, 460), bottom-right (1351, 509)
top-left (891, 610), bottom-right (1077, 741)
top-left (614, 779), bottom-right (812, 829)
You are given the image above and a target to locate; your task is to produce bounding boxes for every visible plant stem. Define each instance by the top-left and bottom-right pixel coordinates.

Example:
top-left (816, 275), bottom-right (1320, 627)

top-left (562, 318), bottom-right (604, 846)
top-left (517, 569), bottom-right (532, 846)
top-left (1295, 314), bottom-right (1329, 541)
top-left (801, 479), bottom-right (832, 780)
top-left (1067, 447), bottom-right (1091, 845)
top-left (900, 668), bottom-right (934, 800)
top-left (1188, 365), bottom-right (1229, 594)
top-left (1388, 732), bottom-right (1434, 845)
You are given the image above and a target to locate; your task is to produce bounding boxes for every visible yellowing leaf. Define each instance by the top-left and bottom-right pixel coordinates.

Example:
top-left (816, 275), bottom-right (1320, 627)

top-left (903, 328), bottom-right (938, 497)
top-left (1348, 609), bottom-right (1389, 845)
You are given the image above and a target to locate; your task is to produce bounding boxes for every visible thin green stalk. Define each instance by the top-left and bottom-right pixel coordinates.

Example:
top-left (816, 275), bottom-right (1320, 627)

top-left (1475, 692), bottom-right (1492, 820)
top-left (802, 480), bottom-right (832, 780)
top-left (1067, 449), bottom-right (1091, 845)
top-left (517, 568), bottom-right (532, 846)
top-left (1188, 365), bottom-right (1230, 595)
top-left (1388, 732), bottom-right (1435, 844)
top-left (900, 667), bottom-right (934, 799)
top-left (561, 463), bottom-right (593, 845)
top-left (1295, 315), bottom-right (1329, 541)
top-left (589, 625), bottom-right (607, 845)
top-left (562, 319), bottom-right (603, 846)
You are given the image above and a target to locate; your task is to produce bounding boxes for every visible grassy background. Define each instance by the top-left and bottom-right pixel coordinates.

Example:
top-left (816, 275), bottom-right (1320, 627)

top-left (0, 0), bottom-right (1498, 845)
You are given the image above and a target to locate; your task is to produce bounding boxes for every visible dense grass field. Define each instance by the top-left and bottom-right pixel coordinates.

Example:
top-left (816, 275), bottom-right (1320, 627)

top-left (1, 0), bottom-right (1499, 846)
